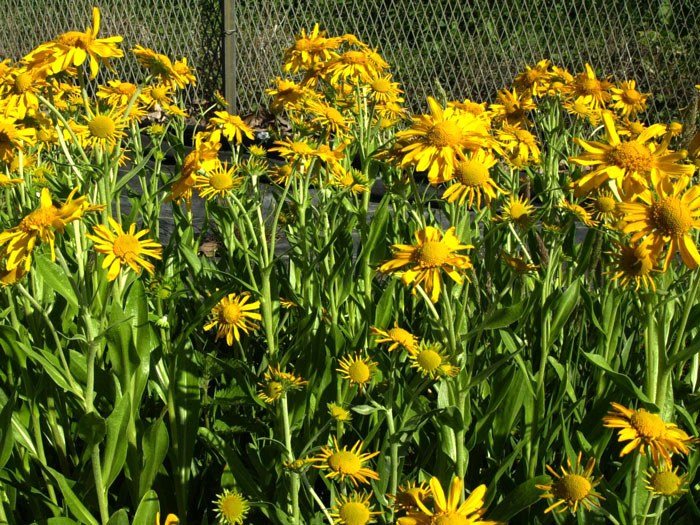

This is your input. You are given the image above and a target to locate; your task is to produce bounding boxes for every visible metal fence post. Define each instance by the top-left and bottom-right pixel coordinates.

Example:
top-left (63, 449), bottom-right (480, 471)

top-left (223, 0), bottom-right (236, 113)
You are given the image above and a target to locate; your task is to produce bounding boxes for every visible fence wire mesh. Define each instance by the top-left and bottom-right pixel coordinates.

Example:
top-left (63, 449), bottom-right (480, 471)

top-left (3, 1), bottom-right (699, 122)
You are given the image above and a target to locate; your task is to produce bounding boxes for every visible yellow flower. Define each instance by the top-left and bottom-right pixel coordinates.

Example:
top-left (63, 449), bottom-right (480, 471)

top-left (96, 80), bottom-right (142, 107)
top-left (204, 292), bottom-right (261, 346)
top-left (0, 264), bottom-right (28, 287)
top-left (24, 7), bottom-right (123, 79)
top-left (388, 480), bottom-right (431, 512)
top-left (337, 352), bottom-right (377, 391)
top-left (307, 100), bottom-right (352, 135)
top-left (213, 489), bottom-right (249, 525)
top-left (1, 67), bottom-right (48, 119)
top-left (495, 124), bottom-right (541, 166)
top-left (0, 174), bottom-right (24, 187)
top-left (330, 491), bottom-right (381, 525)
top-left (602, 402), bottom-right (695, 467)
top-left (86, 218), bottom-right (162, 281)
top-left (495, 195), bottom-right (535, 228)
top-left (610, 80), bottom-right (650, 119)
top-left (407, 342), bottom-right (459, 379)
top-left (569, 111), bottom-right (694, 197)
top-left (512, 59), bottom-right (551, 96)
top-left (585, 189), bottom-right (618, 222)
top-left (328, 403), bottom-right (352, 422)
top-left (331, 165), bottom-right (368, 195)
top-left (0, 187), bottom-right (99, 271)
top-left (75, 105), bottom-right (128, 151)
top-left (132, 46), bottom-right (186, 88)
top-left (0, 117), bottom-right (36, 163)
top-left (194, 162), bottom-right (243, 200)
top-left (257, 365), bottom-right (307, 404)
top-left (397, 476), bottom-right (500, 525)
top-left (536, 452), bottom-right (604, 514)
top-left (155, 512), bottom-right (179, 525)
top-left (368, 74), bottom-right (403, 104)
top-left (617, 178), bottom-right (700, 270)
top-left (644, 466), bottom-right (688, 499)
top-left (169, 132), bottom-right (221, 209)
top-left (604, 241), bottom-right (658, 291)
top-left (310, 437), bottom-right (380, 486)
top-left (208, 111), bottom-right (254, 145)
top-left (172, 57), bottom-right (196, 88)
top-left (324, 49), bottom-right (388, 85)
top-left (558, 199), bottom-right (599, 227)
top-left (370, 322), bottom-right (418, 352)
top-left (448, 98), bottom-right (489, 119)
top-left (283, 24), bottom-right (341, 73)
top-left (269, 164), bottom-right (295, 186)
top-left (565, 63), bottom-right (614, 109)
top-left (142, 83), bottom-right (176, 109)
top-left (266, 78), bottom-right (312, 112)
top-left (441, 149), bottom-right (506, 208)
top-left (501, 250), bottom-right (540, 273)
top-left (379, 226), bottom-right (473, 303)
top-left (270, 138), bottom-right (318, 165)
top-left (489, 87), bottom-right (536, 127)
top-left (395, 96), bottom-right (492, 184)
top-left (562, 97), bottom-right (600, 124)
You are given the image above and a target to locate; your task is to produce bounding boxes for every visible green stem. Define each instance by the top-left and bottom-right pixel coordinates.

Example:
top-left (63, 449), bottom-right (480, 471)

top-left (301, 474), bottom-right (333, 525)
top-left (644, 295), bottom-right (659, 404)
top-left (629, 453), bottom-right (642, 525)
top-left (281, 396), bottom-right (299, 524)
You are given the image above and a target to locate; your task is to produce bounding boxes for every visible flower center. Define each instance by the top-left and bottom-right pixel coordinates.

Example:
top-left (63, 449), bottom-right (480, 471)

top-left (388, 327), bottom-right (414, 348)
top-left (509, 202), bottom-right (529, 220)
top-left (414, 240), bottom-right (450, 266)
top-left (37, 128), bottom-right (53, 142)
top-left (649, 471), bottom-right (681, 496)
top-left (553, 474), bottom-right (592, 502)
top-left (595, 196), bottom-right (616, 213)
top-left (455, 159), bottom-right (489, 186)
top-left (328, 451), bottom-right (361, 474)
top-left (118, 83), bottom-right (137, 95)
top-left (580, 77), bottom-right (601, 94)
top-left (88, 115), bottom-right (116, 139)
top-left (427, 121), bottom-right (462, 148)
top-left (417, 349), bottom-right (442, 372)
top-left (324, 107), bottom-right (344, 124)
top-left (220, 493), bottom-right (246, 521)
top-left (151, 86), bottom-right (167, 102)
top-left (371, 78), bottom-right (391, 93)
top-left (294, 38), bottom-right (313, 52)
top-left (343, 51), bottom-right (367, 65)
top-left (14, 73), bottom-right (33, 93)
top-left (20, 206), bottom-right (58, 232)
top-left (622, 246), bottom-right (654, 276)
top-left (263, 381), bottom-right (283, 399)
top-left (605, 142), bottom-right (652, 173)
top-left (630, 410), bottom-right (666, 439)
top-left (651, 197), bottom-right (693, 237)
top-left (622, 89), bottom-right (642, 103)
top-left (222, 303), bottom-right (242, 324)
top-left (514, 129), bottom-right (534, 143)
top-left (338, 502), bottom-right (370, 525)
top-left (209, 170), bottom-right (233, 190)
top-left (433, 512), bottom-right (469, 525)
top-left (348, 361), bottom-right (370, 383)
top-left (112, 234), bottom-right (140, 261)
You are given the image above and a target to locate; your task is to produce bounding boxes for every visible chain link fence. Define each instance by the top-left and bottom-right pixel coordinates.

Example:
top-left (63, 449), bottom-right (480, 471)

top-left (3, 1), bottom-right (699, 122)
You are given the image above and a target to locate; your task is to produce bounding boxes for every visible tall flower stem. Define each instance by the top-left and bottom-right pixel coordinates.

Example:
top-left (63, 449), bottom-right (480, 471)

top-left (629, 453), bottom-right (642, 525)
top-left (281, 396), bottom-right (300, 523)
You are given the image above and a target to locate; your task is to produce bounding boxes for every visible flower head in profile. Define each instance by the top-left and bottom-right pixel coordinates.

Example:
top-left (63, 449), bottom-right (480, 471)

top-left (604, 241), bottom-right (657, 291)
top-left (496, 124), bottom-right (541, 166)
top-left (337, 352), bottom-right (378, 391)
top-left (213, 489), bottom-right (249, 525)
top-left (379, 226), bottom-right (473, 303)
top-left (86, 218), bottom-right (162, 281)
top-left (155, 513), bottom-right (179, 525)
top-left (208, 111), bottom-right (254, 145)
top-left (204, 292), bottom-right (261, 346)
top-left (407, 342), bottom-right (459, 379)
top-left (328, 403), bottom-right (352, 422)
top-left (489, 87), bottom-right (536, 127)
top-left (513, 59), bottom-right (551, 96)
top-left (257, 365), bottom-right (307, 404)
top-left (330, 491), bottom-right (381, 525)
top-left (370, 322), bottom-right (418, 352)
top-left (266, 78), bottom-right (312, 112)
top-left (644, 466), bottom-right (688, 499)
top-left (558, 199), bottom-right (599, 227)
top-left (0, 117), bottom-right (36, 163)
top-left (132, 46), bottom-right (187, 88)
top-left (310, 437), bottom-right (380, 486)
top-left (602, 402), bottom-right (695, 466)
top-left (388, 480), bottom-right (431, 513)
top-left (397, 476), bottom-right (501, 525)
top-left (0, 187), bottom-right (100, 271)
top-left (24, 7), bottom-right (123, 79)
top-left (283, 24), bottom-right (341, 73)
top-left (536, 452), bottom-right (604, 514)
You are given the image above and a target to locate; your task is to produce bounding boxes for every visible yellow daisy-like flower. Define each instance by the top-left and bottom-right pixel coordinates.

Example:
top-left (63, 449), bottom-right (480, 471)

top-left (368, 74), bottom-right (403, 104)
top-left (257, 365), bottom-right (307, 404)
top-left (441, 149), bottom-right (506, 208)
top-left (407, 342), bottom-right (459, 380)
top-left (257, 380), bottom-right (283, 404)
top-left (585, 189), bottom-right (618, 222)
top-left (602, 402), bottom-right (695, 467)
top-left (132, 46), bottom-right (185, 88)
top-left (213, 489), bottom-right (249, 525)
top-left (325, 49), bottom-right (388, 85)
top-left (283, 23), bottom-right (341, 73)
top-left (370, 322), bottom-right (418, 352)
top-left (266, 78), bottom-right (312, 112)
top-left (328, 403), bottom-right (352, 422)
top-left (307, 100), bottom-right (352, 135)
top-left (501, 250), bottom-right (540, 273)
top-left (610, 80), bottom-right (650, 119)
top-left (1, 67), bottom-right (48, 119)
top-left (0, 117), bottom-right (36, 163)
top-left (565, 63), bottom-right (614, 109)
top-left (0, 265), bottom-right (28, 288)
top-left (330, 491), bottom-right (381, 525)
top-left (142, 83), bottom-right (177, 109)
top-left (396, 97), bottom-right (492, 184)
top-left (617, 178), bottom-right (700, 270)
top-left (0, 187), bottom-right (100, 271)
top-left (75, 106), bottom-right (129, 151)
top-left (23, 7), bottom-right (123, 79)
top-left (512, 59), bottom-right (552, 96)
top-left (388, 480), bottom-right (431, 512)
top-left (208, 111), bottom-right (254, 145)
top-left (194, 162), bottom-right (243, 200)
top-left (644, 466), bottom-right (688, 499)
top-left (448, 98), bottom-right (489, 119)
top-left (310, 437), bottom-right (380, 486)
top-left (604, 241), bottom-right (658, 292)
top-left (495, 124), bottom-right (541, 167)
top-left (0, 174), bottom-right (24, 187)
top-left (489, 87), bottom-right (536, 127)
top-left (397, 476), bottom-right (501, 525)
top-left (155, 512), bottom-right (179, 525)
top-left (558, 199), bottom-right (599, 227)
top-left (379, 226), bottom-right (473, 303)
top-left (331, 165), bottom-right (368, 195)
top-left (570, 111), bottom-right (694, 197)
top-left (86, 218), bottom-right (162, 282)
top-left (169, 132), bottom-right (221, 209)
top-left (270, 138), bottom-right (319, 167)
top-left (562, 97), bottom-right (600, 125)
top-left (96, 80), bottom-right (142, 107)
top-left (536, 452), bottom-right (604, 515)
top-left (495, 195), bottom-right (535, 229)
top-left (337, 352), bottom-right (377, 391)
top-left (204, 292), bottom-right (262, 346)
top-left (172, 57), bottom-right (196, 88)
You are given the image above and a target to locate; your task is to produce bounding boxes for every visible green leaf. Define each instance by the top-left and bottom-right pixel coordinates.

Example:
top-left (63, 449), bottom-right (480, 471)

top-left (138, 417), bottom-right (169, 499)
top-left (106, 509), bottom-right (129, 525)
top-left (478, 301), bottom-right (524, 330)
top-left (45, 466), bottom-right (99, 525)
top-left (488, 475), bottom-right (551, 521)
top-left (35, 254), bottom-right (79, 307)
top-left (132, 490), bottom-right (160, 525)
top-left (46, 519), bottom-right (81, 525)
top-left (548, 280), bottom-right (580, 346)
top-left (582, 352), bottom-right (656, 410)
top-left (0, 394), bottom-right (15, 470)
top-left (102, 394), bottom-right (130, 491)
